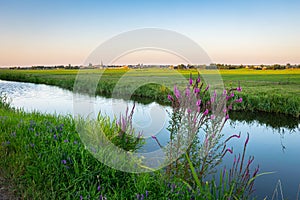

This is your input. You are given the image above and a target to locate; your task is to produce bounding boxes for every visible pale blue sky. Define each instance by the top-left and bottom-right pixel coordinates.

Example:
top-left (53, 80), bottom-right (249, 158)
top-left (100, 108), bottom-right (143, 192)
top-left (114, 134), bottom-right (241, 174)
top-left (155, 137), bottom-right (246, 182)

top-left (0, 0), bottom-right (299, 66)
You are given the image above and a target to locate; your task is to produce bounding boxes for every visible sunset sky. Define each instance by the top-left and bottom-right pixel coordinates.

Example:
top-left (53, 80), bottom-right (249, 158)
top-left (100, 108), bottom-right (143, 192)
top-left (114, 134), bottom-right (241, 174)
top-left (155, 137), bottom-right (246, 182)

top-left (0, 0), bottom-right (299, 66)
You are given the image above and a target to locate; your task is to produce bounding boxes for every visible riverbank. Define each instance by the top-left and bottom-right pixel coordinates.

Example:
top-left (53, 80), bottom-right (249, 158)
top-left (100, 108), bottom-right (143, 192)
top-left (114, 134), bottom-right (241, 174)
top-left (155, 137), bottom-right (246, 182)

top-left (0, 68), bottom-right (299, 117)
top-left (0, 100), bottom-right (188, 199)
top-left (0, 96), bottom-right (266, 199)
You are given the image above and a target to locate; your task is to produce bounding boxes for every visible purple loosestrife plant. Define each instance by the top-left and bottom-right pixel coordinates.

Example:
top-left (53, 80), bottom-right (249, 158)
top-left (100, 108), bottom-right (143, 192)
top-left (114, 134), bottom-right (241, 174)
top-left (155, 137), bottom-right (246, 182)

top-left (112, 103), bottom-right (144, 151)
top-left (158, 73), bottom-right (259, 197)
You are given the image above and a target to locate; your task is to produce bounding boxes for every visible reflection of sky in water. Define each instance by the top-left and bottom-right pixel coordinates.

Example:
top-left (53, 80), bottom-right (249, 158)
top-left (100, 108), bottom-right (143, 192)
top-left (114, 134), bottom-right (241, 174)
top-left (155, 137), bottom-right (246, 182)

top-left (221, 119), bottom-right (300, 199)
top-left (1, 79), bottom-right (300, 199)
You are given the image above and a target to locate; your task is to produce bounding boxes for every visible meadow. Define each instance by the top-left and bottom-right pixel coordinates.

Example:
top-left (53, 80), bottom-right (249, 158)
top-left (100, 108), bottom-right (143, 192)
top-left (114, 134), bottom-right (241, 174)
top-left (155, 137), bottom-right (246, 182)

top-left (0, 68), bottom-right (299, 117)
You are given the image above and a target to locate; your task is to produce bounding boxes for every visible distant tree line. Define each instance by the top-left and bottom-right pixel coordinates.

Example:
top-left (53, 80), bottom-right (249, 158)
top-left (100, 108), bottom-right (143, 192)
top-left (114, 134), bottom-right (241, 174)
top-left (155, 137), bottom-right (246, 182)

top-left (9, 65), bottom-right (80, 70)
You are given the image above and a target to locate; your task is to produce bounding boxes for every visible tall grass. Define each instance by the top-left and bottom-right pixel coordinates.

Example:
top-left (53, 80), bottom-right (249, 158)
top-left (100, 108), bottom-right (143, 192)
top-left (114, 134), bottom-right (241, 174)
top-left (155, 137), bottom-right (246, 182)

top-left (0, 97), bottom-right (202, 199)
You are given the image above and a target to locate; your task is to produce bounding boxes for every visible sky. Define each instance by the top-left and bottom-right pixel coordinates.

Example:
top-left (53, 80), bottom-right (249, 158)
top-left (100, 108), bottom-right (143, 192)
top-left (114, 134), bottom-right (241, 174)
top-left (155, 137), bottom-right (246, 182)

top-left (0, 0), bottom-right (300, 66)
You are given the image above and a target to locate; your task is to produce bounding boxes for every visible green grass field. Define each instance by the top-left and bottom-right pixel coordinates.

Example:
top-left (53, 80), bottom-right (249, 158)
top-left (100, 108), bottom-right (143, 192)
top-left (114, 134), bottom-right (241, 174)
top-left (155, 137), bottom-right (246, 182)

top-left (0, 68), bottom-right (299, 117)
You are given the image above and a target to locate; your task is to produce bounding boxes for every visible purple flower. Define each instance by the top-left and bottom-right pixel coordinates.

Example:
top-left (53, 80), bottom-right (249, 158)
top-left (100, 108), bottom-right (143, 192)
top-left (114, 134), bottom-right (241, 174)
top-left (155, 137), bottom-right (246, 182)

top-left (61, 160), bottom-right (67, 164)
top-left (223, 89), bottom-right (227, 96)
top-left (97, 185), bottom-right (101, 192)
top-left (80, 195), bottom-right (83, 200)
top-left (194, 88), bottom-right (200, 94)
top-left (223, 108), bottom-right (227, 113)
top-left (196, 99), bottom-right (201, 106)
top-left (203, 109), bottom-right (209, 116)
top-left (237, 87), bottom-right (242, 92)
top-left (185, 87), bottom-right (190, 97)
top-left (64, 139), bottom-right (69, 143)
top-left (225, 114), bottom-right (229, 120)
top-left (174, 85), bottom-right (181, 99)
top-left (235, 97), bottom-right (243, 103)
top-left (145, 190), bottom-right (149, 198)
top-left (54, 134), bottom-right (57, 140)
top-left (189, 73), bottom-right (193, 85)
top-left (167, 94), bottom-right (173, 102)
top-left (210, 115), bottom-right (215, 120)
top-left (205, 84), bottom-right (210, 91)
top-left (151, 135), bottom-right (157, 139)
top-left (136, 194), bottom-right (140, 199)
top-left (189, 78), bottom-right (193, 86)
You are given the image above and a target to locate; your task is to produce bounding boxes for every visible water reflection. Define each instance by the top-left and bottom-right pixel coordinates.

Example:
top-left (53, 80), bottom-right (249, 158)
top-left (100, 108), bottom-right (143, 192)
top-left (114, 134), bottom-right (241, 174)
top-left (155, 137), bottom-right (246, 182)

top-left (230, 111), bottom-right (300, 131)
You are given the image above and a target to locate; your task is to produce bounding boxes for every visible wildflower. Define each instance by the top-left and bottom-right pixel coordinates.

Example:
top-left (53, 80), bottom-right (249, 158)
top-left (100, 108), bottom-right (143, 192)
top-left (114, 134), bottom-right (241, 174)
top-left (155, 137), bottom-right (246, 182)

top-left (210, 115), bottom-right (215, 120)
top-left (174, 85), bottom-right (180, 99)
top-left (237, 86), bottom-right (242, 92)
top-left (205, 84), bottom-right (209, 91)
top-left (145, 190), bottom-right (149, 198)
top-left (185, 87), bottom-right (190, 97)
top-left (203, 109), bottom-right (209, 116)
top-left (54, 134), bottom-right (57, 140)
top-left (235, 97), bottom-right (243, 103)
top-left (80, 195), bottom-right (83, 200)
top-left (136, 194), bottom-right (140, 199)
top-left (189, 78), bottom-right (193, 86)
top-left (196, 76), bottom-right (200, 83)
top-left (61, 160), bottom-right (67, 165)
top-left (167, 94), bottom-right (173, 101)
top-left (196, 99), bottom-right (201, 106)
top-left (223, 108), bottom-right (227, 113)
top-left (225, 114), bottom-right (229, 120)
top-left (30, 143), bottom-right (35, 147)
top-left (223, 89), bottom-right (227, 96)
top-left (97, 185), bottom-right (101, 192)
top-left (194, 88), bottom-right (200, 94)
top-left (64, 139), bottom-right (69, 143)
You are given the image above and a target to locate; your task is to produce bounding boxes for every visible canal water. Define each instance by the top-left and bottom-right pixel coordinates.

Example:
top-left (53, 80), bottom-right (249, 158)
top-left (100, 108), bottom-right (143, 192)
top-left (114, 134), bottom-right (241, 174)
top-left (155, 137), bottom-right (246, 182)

top-left (1, 79), bottom-right (299, 199)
